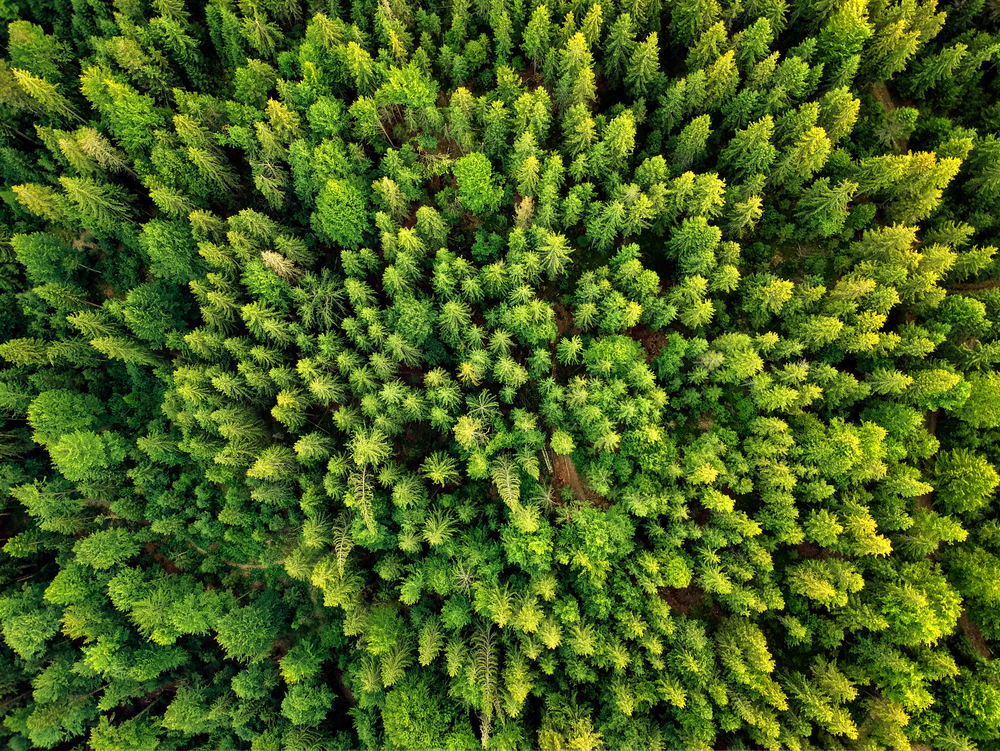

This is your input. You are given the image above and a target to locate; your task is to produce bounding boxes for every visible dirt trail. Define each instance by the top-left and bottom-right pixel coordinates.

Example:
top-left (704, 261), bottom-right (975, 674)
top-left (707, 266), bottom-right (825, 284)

top-left (552, 454), bottom-right (593, 501)
top-left (959, 612), bottom-right (994, 660)
top-left (869, 81), bottom-right (910, 153)
top-left (914, 410), bottom-right (939, 511)
top-left (951, 279), bottom-right (1000, 292)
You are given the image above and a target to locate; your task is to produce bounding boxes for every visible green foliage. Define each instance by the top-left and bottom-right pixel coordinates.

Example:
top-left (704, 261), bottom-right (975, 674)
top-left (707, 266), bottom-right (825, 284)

top-left (935, 448), bottom-right (999, 516)
top-left (1, 2), bottom-right (999, 749)
top-left (453, 153), bottom-right (503, 216)
top-left (49, 429), bottom-right (127, 482)
top-left (139, 219), bottom-right (203, 284)
top-left (215, 599), bottom-right (280, 664)
top-left (382, 676), bottom-right (450, 749)
top-left (313, 179), bottom-right (368, 249)
top-left (73, 528), bottom-right (140, 569)
top-left (282, 681), bottom-right (335, 726)
top-left (89, 716), bottom-right (161, 751)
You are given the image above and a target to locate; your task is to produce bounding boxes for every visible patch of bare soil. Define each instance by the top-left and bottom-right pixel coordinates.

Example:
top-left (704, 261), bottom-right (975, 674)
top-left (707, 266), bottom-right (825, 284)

top-left (145, 542), bottom-right (185, 575)
top-left (550, 452), bottom-right (608, 508)
top-left (796, 541), bottom-right (824, 560)
top-left (915, 410), bottom-right (939, 512)
top-left (870, 82), bottom-right (897, 113)
top-left (552, 302), bottom-right (575, 338)
top-left (868, 81), bottom-right (910, 153)
top-left (96, 283), bottom-right (125, 299)
top-left (959, 612), bottom-right (994, 660)
top-left (658, 585), bottom-right (705, 616)
top-left (331, 666), bottom-right (357, 707)
top-left (627, 324), bottom-right (668, 364)
top-left (951, 280), bottom-right (1000, 292)
top-left (71, 230), bottom-right (99, 253)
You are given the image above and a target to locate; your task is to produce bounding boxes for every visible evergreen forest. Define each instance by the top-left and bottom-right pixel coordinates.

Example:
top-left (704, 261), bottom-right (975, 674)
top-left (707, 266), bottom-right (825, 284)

top-left (3, 0), bottom-right (1000, 748)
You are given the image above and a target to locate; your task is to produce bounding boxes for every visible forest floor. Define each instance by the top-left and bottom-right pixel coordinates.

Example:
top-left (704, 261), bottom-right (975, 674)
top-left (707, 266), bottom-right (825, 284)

top-left (959, 613), bottom-right (994, 659)
top-left (628, 323), bottom-right (670, 364)
top-left (869, 81), bottom-right (911, 153)
top-left (551, 452), bottom-right (610, 508)
top-left (658, 584), bottom-right (704, 616)
top-left (951, 279), bottom-right (1000, 291)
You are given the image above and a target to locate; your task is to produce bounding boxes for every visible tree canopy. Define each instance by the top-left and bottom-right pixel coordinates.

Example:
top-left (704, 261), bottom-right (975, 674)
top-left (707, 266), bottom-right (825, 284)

top-left (0, 0), bottom-right (999, 749)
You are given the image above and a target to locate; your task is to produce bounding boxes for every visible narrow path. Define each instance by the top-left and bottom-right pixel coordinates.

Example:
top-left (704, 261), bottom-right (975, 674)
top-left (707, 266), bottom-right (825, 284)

top-left (959, 612), bottom-right (993, 660)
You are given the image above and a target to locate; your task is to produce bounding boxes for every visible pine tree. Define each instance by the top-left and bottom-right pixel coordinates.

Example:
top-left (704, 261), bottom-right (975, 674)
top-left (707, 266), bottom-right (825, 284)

top-left (58, 176), bottom-right (131, 231)
top-left (687, 22), bottom-right (728, 71)
top-left (673, 114), bottom-right (712, 171)
top-left (538, 231), bottom-right (574, 279)
top-left (771, 126), bottom-right (831, 189)
top-left (720, 116), bottom-right (778, 180)
top-left (935, 448), bottom-right (999, 515)
top-left (11, 68), bottom-right (79, 120)
top-left (604, 13), bottom-right (636, 85)
top-left (670, 0), bottom-right (722, 47)
top-left (795, 178), bottom-right (858, 237)
top-left (625, 32), bottom-right (660, 98)
top-left (562, 103), bottom-right (597, 157)
top-left (522, 3), bottom-right (552, 67)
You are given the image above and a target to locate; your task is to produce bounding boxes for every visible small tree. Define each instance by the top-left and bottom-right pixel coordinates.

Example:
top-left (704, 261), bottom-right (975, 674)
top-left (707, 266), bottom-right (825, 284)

top-left (313, 179), bottom-right (368, 248)
top-left (454, 153), bottom-right (503, 215)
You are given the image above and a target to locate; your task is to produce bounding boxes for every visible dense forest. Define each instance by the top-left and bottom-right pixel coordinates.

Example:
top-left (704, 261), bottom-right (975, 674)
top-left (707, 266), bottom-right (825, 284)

top-left (1, 0), bottom-right (999, 748)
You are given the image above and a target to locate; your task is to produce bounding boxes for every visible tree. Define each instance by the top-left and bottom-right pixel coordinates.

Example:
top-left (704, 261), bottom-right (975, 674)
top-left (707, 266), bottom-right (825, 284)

top-left (956, 372), bottom-right (1000, 429)
top-left (551, 430), bottom-right (575, 455)
top-left (139, 219), bottom-right (203, 284)
top-left (454, 153), bottom-right (504, 215)
top-left (58, 176), bottom-right (130, 232)
top-left (11, 67), bottom-right (78, 119)
top-left (908, 369), bottom-right (969, 411)
top-left (49, 429), bottom-right (127, 482)
top-left (0, 584), bottom-right (61, 660)
top-left (604, 110), bottom-right (637, 172)
top-left (687, 22), bottom-right (729, 71)
top-left (522, 4), bottom-right (552, 67)
top-left (89, 716), bottom-right (162, 751)
top-left (562, 103), bottom-right (597, 158)
top-left (673, 114), bottom-right (712, 171)
top-left (12, 182), bottom-right (67, 222)
top-left (935, 448), bottom-right (999, 516)
top-left (313, 179), bottom-right (368, 248)
top-left (817, 87), bottom-right (861, 145)
top-left (215, 599), bottom-right (280, 663)
top-left (861, 0), bottom-right (945, 82)
top-left (669, 217), bottom-right (722, 276)
top-left (422, 451), bottom-right (460, 486)
top-left (0, 337), bottom-right (49, 366)
top-left (555, 34), bottom-right (597, 110)
top-left (124, 281), bottom-right (189, 346)
top-left (282, 681), bottom-right (335, 726)
top-left (604, 13), bottom-right (636, 85)
top-left (538, 231), bottom-right (574, 279)
top-left (625, 33), bottom-right (660, 98)
top-left (816, 0), bottom-right (872, 66)
top-left (8, 21), bottom-right (71, 84)
top-left (966, 135), bottom-right (1000, 203)
top-left (670, 0), bottom-right (722, 47)
top-left (734, 17), bottom-right (774, 72)
top-left (771, 126), bottom-right (831, 189)
top-left (720, 116), bottom-right (778, 180)
top-left (795, 178), bottom-right (858, 237)
top-left (73, 528), bottom-right (140, 570)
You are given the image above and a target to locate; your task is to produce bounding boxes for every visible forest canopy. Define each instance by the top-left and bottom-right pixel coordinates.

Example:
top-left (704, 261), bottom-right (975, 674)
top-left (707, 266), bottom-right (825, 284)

top-left (1, 0), bottom-right (1000, 749)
